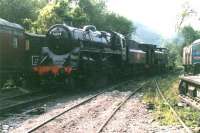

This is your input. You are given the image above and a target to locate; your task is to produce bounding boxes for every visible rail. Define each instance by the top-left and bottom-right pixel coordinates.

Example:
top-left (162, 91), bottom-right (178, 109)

top-left (27, 80), bottom-right (133, 133)
top-left (96, 84), bottom-right (145, 133)
top-left (154, 80), bottom-right (193, 133)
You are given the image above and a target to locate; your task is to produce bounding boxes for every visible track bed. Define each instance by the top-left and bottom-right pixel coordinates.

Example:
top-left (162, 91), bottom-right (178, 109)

top-left (10, 80), bottom-right (184, 133)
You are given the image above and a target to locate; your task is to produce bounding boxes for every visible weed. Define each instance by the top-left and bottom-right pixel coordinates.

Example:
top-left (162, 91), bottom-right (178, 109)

top-left (142, 72), bottom-right (200, 127)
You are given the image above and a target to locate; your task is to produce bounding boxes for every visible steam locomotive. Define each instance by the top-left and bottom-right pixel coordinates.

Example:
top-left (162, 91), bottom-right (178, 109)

top-left (26, 24), bottom-right (169, 87)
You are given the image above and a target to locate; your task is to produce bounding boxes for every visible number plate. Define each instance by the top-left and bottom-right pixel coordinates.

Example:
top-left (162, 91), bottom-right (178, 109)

top-left (32, 56), bottom-right (40, 66)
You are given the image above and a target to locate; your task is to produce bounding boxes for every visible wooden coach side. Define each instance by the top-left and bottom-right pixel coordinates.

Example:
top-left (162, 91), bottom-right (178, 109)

top-left (0, 18), bottom-right (26, 80)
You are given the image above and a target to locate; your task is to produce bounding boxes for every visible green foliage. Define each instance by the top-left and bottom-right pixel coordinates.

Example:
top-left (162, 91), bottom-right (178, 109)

top-left (164, 42), bottom-right (182, 66)
top-left (0, 0), bottom-right (47, 27)
top-left (78, 0), bottom-right (135, 37)
top-left (30, 2), bottom-right (70, 33)
top-left (180, 25), bottom-right (200, 47)
top-left (142, 74), bottom-right (200, 127)
top-left (70, 6), bottom-right (88, 27)
top-left (78, 0), bottom-right (106, 27)
top-left (102, 13), bottom-right (135, 38)
top-left (164, 26), bottom-right (200, 67)
top-left (0, 0), bottom-right (135, 35)
top-left (29, 0), bottom-right (135, 35)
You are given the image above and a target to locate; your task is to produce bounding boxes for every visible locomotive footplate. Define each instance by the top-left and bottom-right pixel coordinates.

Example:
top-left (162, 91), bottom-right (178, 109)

top-left (179, 75), bottom-right (200, 98)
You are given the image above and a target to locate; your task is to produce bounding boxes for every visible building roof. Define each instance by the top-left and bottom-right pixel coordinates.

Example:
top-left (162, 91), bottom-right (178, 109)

top-left (0, 18), bottom-right (24, 30)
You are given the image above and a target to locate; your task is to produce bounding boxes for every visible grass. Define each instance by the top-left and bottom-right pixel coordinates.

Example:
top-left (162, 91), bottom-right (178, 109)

top-left (142, 72), bottom-right (200, 127)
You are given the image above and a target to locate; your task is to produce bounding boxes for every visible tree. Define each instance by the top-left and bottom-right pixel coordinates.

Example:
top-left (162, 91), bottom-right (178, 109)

top-left (176, 1), bottom-right (197, 31)
top-left (0, 0), bottom-right (47, 28)
top-left (78, 0), bottom-right (135, 37)
top-left (164, 41), bottom-right (182, 66)
top-left (78, 0), bottom-right (106, 27)
top-left (102, 13), bottom-right (135, 38)
top-left (30, 0), bottom-right (88, 33)
top-left (30, 0), bottom-right (135, 35)
top-left (180, 25), bottom-right (200, 47)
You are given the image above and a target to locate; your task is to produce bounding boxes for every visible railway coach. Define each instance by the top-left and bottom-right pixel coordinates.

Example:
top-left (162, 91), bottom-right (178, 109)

top-left (183, 39), bottom-right (200, 75)
top-left (0, 18), bottom-right (27, 85)
top-left (179, 39), bottom-right (200, 106)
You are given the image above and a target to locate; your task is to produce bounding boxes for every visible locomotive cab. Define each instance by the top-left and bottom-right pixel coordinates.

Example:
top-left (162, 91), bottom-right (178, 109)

top-left (110, 32), bottom-right (127, 61)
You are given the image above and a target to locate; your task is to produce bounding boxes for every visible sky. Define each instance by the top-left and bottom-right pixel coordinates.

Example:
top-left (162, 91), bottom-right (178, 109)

top-left (106, 0), bottom-right (200, 39)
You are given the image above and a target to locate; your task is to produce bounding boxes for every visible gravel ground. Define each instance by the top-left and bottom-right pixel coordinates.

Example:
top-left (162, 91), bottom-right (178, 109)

top-left (101, 93), bottom-right (184, 133)
top-left (0, 80), bottom-right (185, 133)
top-left (10, 87), bottom-right (185, 133)
top-left (0, 90), bottom-right (100, 133)
top-left (11, 90), bottom-right (131, 133)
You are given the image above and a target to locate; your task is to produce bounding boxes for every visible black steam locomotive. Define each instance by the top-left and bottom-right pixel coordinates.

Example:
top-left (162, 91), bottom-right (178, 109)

top-left (25, 24), bottom-right (169, 87)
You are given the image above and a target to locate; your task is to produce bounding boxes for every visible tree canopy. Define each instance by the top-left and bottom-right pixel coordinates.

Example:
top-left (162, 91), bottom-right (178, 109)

top-left (0, 0), bottom-right (135, 37)
top-left (0, 0), bottom-right (47, 26)
top-left (31, 0), bottom-right (135, 37)
top-left (180, 25), bottom-right (200, 47)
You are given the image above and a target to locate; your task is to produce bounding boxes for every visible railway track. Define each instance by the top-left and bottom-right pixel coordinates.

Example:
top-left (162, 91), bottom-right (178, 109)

top-left (26, 80), bottom-right (146, 133)
top-left (96, 84), bottom-right (144, 133)
top-left (154, 80), bottom-right (193, 133)
top-left (0, 90), bottom-right (57, 115)
top-left (0, 90), bottom-right (44, 102)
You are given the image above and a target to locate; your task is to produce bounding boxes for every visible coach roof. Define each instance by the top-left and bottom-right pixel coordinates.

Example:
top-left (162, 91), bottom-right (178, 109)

top-left (0, 18), bottom-right (24, 30)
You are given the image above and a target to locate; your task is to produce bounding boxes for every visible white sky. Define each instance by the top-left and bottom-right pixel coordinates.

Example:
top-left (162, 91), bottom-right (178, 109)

top-left (106, 0), bottom-right (200, 38)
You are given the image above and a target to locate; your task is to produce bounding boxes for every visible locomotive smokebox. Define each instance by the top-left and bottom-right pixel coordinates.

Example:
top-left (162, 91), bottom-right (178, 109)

top-left (47, 24), bottom-right (75, 55)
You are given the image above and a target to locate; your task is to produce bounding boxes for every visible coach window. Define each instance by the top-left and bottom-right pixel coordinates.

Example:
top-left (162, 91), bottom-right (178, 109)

top-left (12, 37), bottom-right (18, 48)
